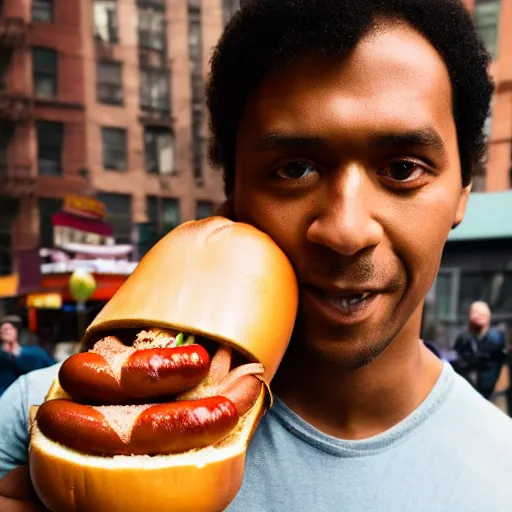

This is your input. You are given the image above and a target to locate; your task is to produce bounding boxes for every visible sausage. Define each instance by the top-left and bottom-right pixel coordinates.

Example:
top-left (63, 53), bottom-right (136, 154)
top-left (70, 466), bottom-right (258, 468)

top-left (59, 345), bottom-right (211, 405)
top-left (220, 375), bottom-right (262, 417)
top-left (36, 397), bottom-right (238, 456)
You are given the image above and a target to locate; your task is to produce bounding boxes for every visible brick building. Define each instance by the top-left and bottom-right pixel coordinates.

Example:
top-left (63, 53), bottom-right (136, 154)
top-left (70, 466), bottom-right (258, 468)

top-left (466, 0), bottom-right (512, 192)
top-left (0, 0), bottom-right (229, 288)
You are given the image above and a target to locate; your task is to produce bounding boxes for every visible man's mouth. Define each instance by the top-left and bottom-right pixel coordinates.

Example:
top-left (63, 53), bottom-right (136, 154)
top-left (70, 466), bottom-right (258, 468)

top-left (301, 284), bottom-right (382, 325)
top-left (322, 291), bottom-right (375, 312)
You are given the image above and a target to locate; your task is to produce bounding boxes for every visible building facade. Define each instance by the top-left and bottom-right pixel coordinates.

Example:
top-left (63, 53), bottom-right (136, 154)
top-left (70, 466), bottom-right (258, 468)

top-left (466, 0), bottom-right (512, 192)
top-left (0, 0), bottom-right (229, 294)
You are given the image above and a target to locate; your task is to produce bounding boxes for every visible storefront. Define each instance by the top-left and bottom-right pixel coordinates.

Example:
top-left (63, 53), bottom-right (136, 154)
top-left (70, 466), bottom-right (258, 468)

top-left (423, 191), bottom-right (512, 349)
top-left (2, 194), bottom-right (139, 360)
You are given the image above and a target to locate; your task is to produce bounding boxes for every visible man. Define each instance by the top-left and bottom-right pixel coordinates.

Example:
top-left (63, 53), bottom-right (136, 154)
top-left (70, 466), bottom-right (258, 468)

top-left (2, 0), bottom-right (512, 510)
top-left (0, 317), bottom-right (54, 396)
top-left (454, 301), bottom-right (507, 399)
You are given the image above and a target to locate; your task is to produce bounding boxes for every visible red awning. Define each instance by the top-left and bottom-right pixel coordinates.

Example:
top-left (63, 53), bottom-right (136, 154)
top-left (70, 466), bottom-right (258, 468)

top-left (52, 212), bottom-right (113, 237)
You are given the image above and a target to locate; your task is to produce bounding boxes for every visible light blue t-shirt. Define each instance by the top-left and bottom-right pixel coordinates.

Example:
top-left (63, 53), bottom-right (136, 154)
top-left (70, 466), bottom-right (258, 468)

top-left (1, 362), bottom-right (512, 511)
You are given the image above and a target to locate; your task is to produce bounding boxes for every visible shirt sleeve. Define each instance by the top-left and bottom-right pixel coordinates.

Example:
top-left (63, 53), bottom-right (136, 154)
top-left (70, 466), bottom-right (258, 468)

top-left (0, 375), bottom-right (30, 479)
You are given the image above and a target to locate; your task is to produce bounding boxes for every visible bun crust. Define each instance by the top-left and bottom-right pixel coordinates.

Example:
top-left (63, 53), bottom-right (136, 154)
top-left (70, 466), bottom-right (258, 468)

top-left (30, 380), bottom-right (267, 512)
top-left (29, 218), bottom-right (298, 511)
top-left (82, 217), bottom-right (299, 382)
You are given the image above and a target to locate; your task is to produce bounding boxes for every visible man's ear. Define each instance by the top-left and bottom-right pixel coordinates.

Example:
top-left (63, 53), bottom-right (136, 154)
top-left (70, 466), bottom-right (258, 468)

top-left (452, 182), bottom-right (472, 229)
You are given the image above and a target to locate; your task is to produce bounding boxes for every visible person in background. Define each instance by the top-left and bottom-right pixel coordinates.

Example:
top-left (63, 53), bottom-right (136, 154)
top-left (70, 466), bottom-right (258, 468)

top-left (0, 317), bottom-right (55, 397)
top-left (454, 301), bottom-right (507, 400)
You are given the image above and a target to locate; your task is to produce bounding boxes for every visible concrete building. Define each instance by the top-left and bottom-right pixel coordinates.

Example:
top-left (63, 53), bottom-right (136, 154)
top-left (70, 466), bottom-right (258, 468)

top-left (0, 0), bottom-right (229, 293)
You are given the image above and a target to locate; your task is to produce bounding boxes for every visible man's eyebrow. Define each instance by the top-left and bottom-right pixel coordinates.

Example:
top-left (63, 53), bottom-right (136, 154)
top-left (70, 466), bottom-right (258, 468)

top-left (369, 128), bottom-right (446, 151)
top-left (256, 133), bottom-right (327, 150)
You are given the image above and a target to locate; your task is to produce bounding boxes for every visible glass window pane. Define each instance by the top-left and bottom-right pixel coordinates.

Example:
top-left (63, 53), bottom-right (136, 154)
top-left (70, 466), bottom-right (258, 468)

top-left (37, 122), bottom-right (63, 176)
top-left (94, 1), bottom-right (118, 42)
top-left (97, 193), bottom-right (132, 244)
top-left (32, 0), bottom-right (53, 22)
top-left (474, 0), bottom-right (500, 57)
top-left (196, 201), bottom-right (213, 220)
top-left (162, 198), bottom-right (179, 228)
top-left (458, 272), bottom-right (492, 318)
top-left (33, 48), bottom-right (57, 72)
top-left (101, 127), bottom-right (127, 170)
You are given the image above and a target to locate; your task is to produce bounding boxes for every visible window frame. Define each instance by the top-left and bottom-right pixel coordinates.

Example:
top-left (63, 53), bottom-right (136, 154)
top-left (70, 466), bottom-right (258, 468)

top-left (140, 67), bottom-right (170, 112)
top-left (96, 192), bottom-right (133, 244)
top-left (33, 47), bottom-right (58, 98)
top-left (32, 0), bottom-right (54, 23)
top-left (36, 121), bottom-right (64, 176)
top-left (101, 126), bottom-right (128, 171)
top-left (434, 267), bottom-right (460, 323)
top-left (96, 60), bottom-right (124, 106)
top-left (93, 0), bottom-right (119, 43)
top-left (474, 0), bottom-right (501, 59)
top-left (144, 126), bottom-right (175, 174)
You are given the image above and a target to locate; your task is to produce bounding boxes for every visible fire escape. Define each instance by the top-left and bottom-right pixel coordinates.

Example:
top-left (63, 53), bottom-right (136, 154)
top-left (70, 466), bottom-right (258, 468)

top-left (0, 6), bottom-right (34, 199)
top-left (0, 4), bottom-right (34, 277)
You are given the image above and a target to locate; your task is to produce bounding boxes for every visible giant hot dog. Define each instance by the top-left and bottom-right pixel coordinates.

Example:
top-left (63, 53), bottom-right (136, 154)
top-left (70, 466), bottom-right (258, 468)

top-left (29, 217), bottom-right (299, 512)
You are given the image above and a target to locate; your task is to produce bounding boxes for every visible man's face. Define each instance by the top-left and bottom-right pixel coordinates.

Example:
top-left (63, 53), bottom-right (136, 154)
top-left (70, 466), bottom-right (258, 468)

top-left (469, 303), bottom-right (491, 332)
top-left (0, 322), bottom-right (18, 350)
top-left (233, 23), bottom-right (470, 370)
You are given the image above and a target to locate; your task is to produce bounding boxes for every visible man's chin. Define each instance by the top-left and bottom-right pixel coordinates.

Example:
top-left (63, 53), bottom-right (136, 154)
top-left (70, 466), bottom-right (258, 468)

top-left (291, 331), bottom-right (395, 373)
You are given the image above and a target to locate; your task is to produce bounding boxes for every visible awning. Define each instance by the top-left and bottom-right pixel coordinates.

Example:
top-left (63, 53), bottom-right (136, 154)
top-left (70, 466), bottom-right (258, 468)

top-left (52, 212), bottom-right (113, 237)
top-left (59, 243), bottom-right (133, 257)
top-left (448, 191), bottom-right (512, 242)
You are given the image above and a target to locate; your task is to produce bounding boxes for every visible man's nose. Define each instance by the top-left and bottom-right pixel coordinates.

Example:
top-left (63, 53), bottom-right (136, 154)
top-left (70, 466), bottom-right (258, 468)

top-left (306, 164), bottom-right (383, 256)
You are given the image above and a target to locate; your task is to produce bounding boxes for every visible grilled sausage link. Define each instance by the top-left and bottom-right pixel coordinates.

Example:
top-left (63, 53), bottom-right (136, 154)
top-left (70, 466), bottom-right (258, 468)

top-left (36, 397), bottom-right (238, 456)
top-left (59, 345), bottom-right (211, 405)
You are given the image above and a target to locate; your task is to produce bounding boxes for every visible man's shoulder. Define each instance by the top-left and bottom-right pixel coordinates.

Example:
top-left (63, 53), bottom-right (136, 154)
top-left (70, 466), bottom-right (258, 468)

top-left (441, 371), bottom-right (512, 453)
top-left (16, 363), bottom-right (61, 405)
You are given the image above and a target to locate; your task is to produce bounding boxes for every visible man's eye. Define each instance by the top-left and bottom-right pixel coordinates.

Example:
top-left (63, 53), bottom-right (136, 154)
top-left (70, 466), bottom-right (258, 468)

top-left (377, 161), bottom-right (425, 182)
top-left (274, 162), bottom-right (318, 180)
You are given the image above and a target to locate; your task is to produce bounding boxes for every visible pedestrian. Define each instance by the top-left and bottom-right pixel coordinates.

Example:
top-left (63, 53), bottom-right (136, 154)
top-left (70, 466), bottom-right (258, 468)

top-left (453, 301), bottom-right (507, 400)
top-left (0, 317), bottom-right (55, 397)
top-left (2, 1), bottom-right (512, 510)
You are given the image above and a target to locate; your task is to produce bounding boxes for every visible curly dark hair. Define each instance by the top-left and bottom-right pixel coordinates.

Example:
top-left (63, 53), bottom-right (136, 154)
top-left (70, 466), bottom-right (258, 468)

top-left (206, 0), bottom-right (494, 196)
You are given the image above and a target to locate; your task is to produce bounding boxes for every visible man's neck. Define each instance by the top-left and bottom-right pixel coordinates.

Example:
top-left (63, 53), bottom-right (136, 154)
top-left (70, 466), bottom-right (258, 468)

top-left (272, 311), bottom-right (443, 440)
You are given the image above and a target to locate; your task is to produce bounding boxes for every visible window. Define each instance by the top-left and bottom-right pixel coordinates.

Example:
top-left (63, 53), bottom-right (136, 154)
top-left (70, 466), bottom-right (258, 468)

top-left (138, 8), bottom-right (166, 52)
top-left (222, 0), bottom-right (240, 26)
top-left (39, 198), bottom-right (63, 248)
top-left (101, 127), bottom-right (127, 171)
top-left (33, 48), bottom-right (58, 97)
top-left (147, 196), bottom-right (180, 233)
top-left (36, 121), bottom-right (63, 175)
top-left (32, 0), bottom-right (53, 22)
top-left (474, 0), bottom-right (500, 58)
top-left (94, 1), bottom-right (118, 43)
top-left (434, 268), bottom-right (460, 322)
top-left (140, 68), bottom-right (170, 112)
top-left (188, 7), bottom-right (202, 69)
top-left (196, 201), bottom-right (214, 220)
top-left (97, 61), bottom-right (123, 105)
top-left (144, 126), bottom-right (175, 174)
top-left (96, 192), bottom-right (132, 244)
top-left (139, 196), bottom-right (179, 255)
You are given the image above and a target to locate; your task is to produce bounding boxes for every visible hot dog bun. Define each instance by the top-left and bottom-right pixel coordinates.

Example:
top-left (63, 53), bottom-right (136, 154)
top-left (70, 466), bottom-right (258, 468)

top-left (82, 216), bottom-right (298, 382)
top-left (30, 378), bottom-right (267, 512)
top-left (29, 217), bottom-right (299, 512)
